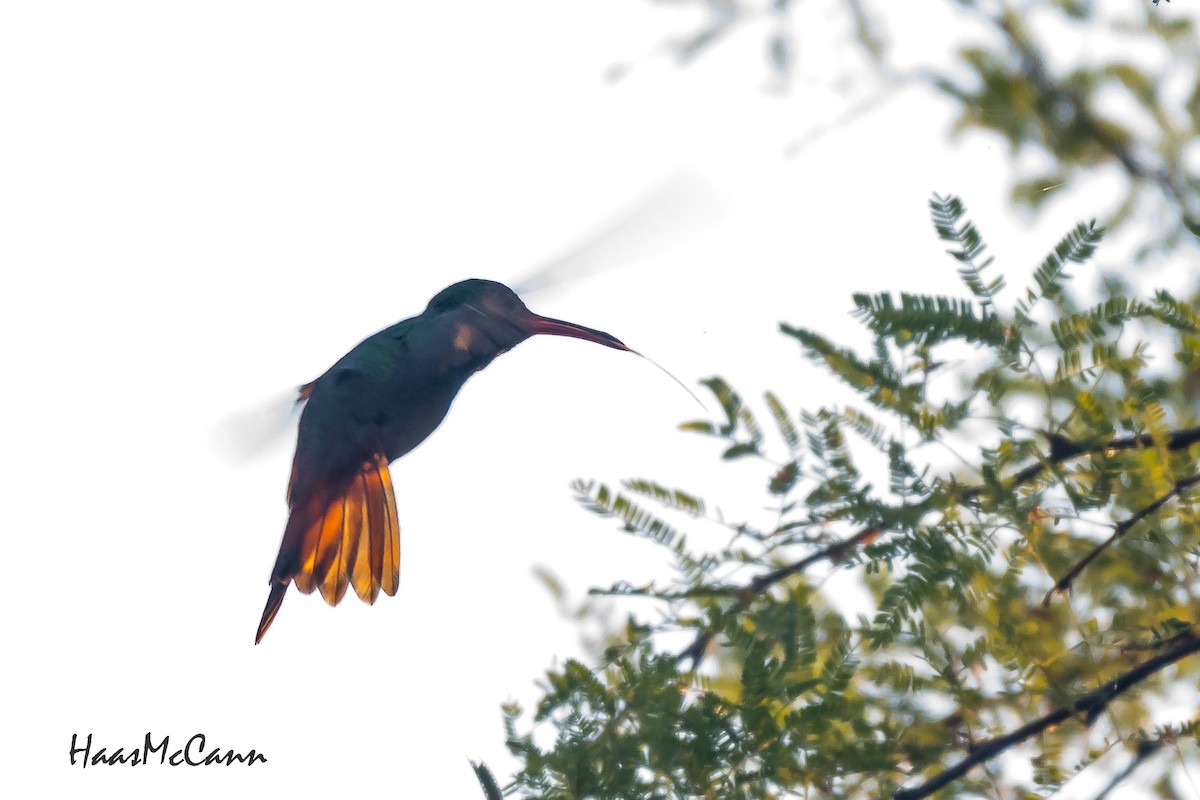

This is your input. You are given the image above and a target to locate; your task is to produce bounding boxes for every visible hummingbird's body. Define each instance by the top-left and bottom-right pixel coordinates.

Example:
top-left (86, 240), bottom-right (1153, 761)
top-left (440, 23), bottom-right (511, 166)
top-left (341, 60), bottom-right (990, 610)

top-left (256, 279), bottom-right (629, 643)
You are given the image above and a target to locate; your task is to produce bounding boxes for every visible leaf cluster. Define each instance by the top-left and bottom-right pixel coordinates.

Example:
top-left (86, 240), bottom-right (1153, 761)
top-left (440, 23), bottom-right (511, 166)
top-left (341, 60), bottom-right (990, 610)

top-left (486, 195), bottom-right (1200, 799)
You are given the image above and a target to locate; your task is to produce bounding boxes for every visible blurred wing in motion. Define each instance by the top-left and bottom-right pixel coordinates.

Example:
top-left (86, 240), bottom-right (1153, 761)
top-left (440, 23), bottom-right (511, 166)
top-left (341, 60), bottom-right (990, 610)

top-left (215, 382), bottom-right (314, 463)
top-left (512, 170), bottom-right (728, 297)
top-left (223, 173), bottom-right (723, 463)
top-left (256, 452), bottom-right (400, 643)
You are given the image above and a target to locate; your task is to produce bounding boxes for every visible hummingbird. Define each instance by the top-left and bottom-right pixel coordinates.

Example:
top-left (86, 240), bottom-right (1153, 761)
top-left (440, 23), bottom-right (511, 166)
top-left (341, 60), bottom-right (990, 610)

top-left (255, 279), bottom-right (632, 643)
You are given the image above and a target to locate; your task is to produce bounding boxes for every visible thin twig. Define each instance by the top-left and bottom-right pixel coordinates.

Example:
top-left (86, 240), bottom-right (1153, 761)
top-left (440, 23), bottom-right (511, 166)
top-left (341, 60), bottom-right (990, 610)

top-left (1043, 472), bottom-right (1200, 605)
top-left (891, 633), bottom-right (1200, 800)
top-left (1090, 737), bottom-right (1165, 800)
top-left (676, 525), bottom-right (881, 666)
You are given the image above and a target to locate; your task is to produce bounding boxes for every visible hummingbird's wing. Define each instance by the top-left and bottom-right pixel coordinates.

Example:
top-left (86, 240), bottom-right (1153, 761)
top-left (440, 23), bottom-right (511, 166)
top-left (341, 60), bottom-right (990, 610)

top-left (256, 453), bottom-right (400, 643)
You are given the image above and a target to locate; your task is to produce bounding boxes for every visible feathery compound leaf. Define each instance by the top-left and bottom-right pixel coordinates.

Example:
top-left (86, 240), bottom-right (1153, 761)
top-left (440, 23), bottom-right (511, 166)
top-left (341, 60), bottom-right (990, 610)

top-left (739, 406), bottom-right (764, 449)
top-left (782, 326), bottom-right (910, 411)
top-left (888, 440), bottom-right (930, 497)
top-left (1150, 289), bottom-right (1200, 331)
top-left (1049, 296), bottom-right (1151, 349)
top-left (1128, 373), bottom-right (1170, 447)
top-left (818, 636), bottom-right (859, 696)
top-left (701, 377), bottom-right (744, 436)
top-left (837, 406), bottom-right (891, 452)
top-left (764, 390), bottom-right (801, 452)
top-left (913, 397), bottom-right (974, 439)
top-left (930, 193), bottom-right (1005, 307)
top-left (574, 480), bottom-right (682, 546)
top-left (929, 194), bottom-right (986, 264)
top-left (804, 410), bottom-right (853, 470)
top-left (852, 291), bottom-right (1008, 348)
top-left (688, 377), bottom-right (764, 456)
top-left (1016, 220), bottom-right (1104, 319)
top-left (622, 479), bottom-right (706, 516)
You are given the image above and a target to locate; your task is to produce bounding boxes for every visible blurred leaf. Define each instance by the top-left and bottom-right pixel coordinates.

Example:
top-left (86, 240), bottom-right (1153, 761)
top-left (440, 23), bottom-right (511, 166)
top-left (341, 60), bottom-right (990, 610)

top-left (768, 461), bottom-right (800, 495)
top-left (471, 760), bottom-right (504, 800)
top-left (768, 33), bottom-right (792, 75)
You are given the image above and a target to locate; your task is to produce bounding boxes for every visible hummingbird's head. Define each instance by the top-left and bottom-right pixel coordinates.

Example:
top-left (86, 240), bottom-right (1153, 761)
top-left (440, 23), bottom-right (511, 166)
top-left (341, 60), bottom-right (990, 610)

top-left (427, 279), bottom-right (631, 352)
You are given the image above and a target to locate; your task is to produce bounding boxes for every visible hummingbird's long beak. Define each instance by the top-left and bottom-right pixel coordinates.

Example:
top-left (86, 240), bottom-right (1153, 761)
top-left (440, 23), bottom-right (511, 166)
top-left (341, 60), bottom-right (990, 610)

top-left (526, 308), bottom-right (708, 411)
top-left (525, 313), bottom-right (631, 352)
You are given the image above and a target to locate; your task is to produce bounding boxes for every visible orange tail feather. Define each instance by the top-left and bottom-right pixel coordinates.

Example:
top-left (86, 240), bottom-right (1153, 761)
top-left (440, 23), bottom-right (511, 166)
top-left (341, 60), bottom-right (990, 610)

top-left (255, 454), bottom-right (401, 644)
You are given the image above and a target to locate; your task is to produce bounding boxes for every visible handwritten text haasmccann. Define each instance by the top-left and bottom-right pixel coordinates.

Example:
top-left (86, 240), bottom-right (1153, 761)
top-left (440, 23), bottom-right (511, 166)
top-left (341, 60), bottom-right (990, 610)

top-left (69, 733), bottom-right (267, 768)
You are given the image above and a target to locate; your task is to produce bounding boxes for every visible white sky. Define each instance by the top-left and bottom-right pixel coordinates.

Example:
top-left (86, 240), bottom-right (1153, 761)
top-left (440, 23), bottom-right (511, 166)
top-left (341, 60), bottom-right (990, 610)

top-left (4, 1), bottom-right (1193, 798)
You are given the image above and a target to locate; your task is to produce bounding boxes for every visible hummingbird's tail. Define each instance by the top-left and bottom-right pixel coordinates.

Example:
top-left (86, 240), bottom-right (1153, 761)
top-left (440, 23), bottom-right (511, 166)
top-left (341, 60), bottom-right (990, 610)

top-left (255, 453), bottom-right (402, 644)
top-left (256, 582), bottom-right (289, 644)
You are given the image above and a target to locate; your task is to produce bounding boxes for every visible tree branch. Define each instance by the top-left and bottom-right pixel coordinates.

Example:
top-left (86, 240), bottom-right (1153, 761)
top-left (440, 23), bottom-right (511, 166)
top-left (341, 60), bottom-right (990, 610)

top-left (892, 632), bottom-right (1200, 800)
top-left (1043, 472), bottom-right (1200, 606)
top-left (675, 526), bottom-right (881, 667)
top-left (988, 10), bottom-right (1200, 232)
top-left (676, 425), bottom-right (1200, 667)
top-left (961, 425), bottom-right (1200, 503)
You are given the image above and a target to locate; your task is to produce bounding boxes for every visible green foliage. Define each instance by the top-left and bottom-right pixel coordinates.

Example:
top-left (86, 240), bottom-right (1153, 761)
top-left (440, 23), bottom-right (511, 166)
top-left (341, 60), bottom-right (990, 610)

top-left (627, 1), bottom-right (1200, 258)
top-left (1014, 221), bottom-right (1104, 324)
top-left (471, 761), bottom-right (504, 800)
top-left (493, 196), bottom-right (1200, 799)
top-left (851, 292), bottom-right (1009, 348)
top-left (497, 2), bottom-right (1200, 794)
top-left (929, 194), bottom-right (1004, 311)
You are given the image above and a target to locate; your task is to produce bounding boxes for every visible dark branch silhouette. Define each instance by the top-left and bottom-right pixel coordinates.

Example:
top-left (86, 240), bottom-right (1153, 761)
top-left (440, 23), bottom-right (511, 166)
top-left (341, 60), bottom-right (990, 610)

top-left (961, 425), bottom-right (1200, 504)
top-left (675, 526), bottom-right (882, 667)
top-left (891, 633), bottom-right (1200, 800)
top-left (674, 426), bottom-right (1200, 667)
top-left (1043, 472), bottom-right (1200, 606)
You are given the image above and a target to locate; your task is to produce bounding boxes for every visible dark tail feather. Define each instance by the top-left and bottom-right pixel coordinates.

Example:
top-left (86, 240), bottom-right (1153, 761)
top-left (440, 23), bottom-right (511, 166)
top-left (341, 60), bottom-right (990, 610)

top-left (256, 581), bottom-right (288, 644)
